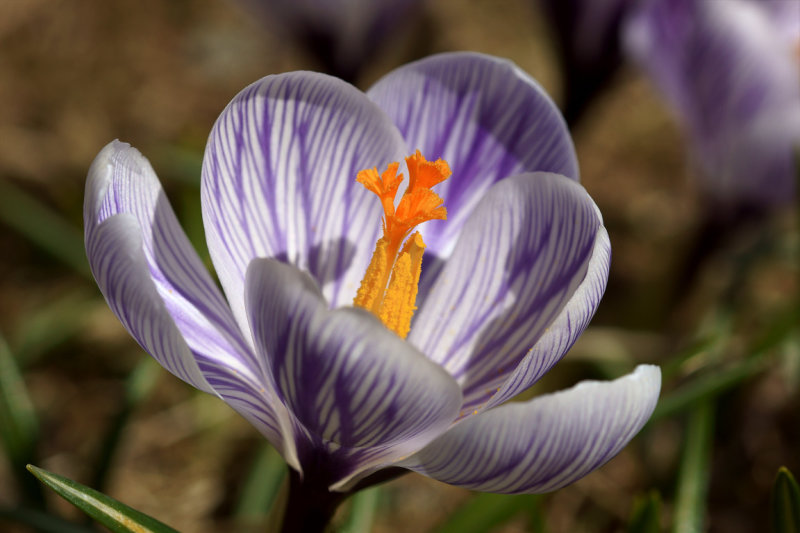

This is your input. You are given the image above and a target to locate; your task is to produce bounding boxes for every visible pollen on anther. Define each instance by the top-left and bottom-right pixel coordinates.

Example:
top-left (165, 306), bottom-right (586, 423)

top-left (352, 151), bottom-right (451, 338)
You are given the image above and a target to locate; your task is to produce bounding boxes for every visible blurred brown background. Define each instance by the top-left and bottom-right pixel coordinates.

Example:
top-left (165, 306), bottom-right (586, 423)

top-left (0, 1), bottom-right (796, 532)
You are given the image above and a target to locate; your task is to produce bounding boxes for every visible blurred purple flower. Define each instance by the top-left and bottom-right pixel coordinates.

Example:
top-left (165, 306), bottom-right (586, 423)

top-left (538, 0), bottom-right (635, 125)
top-left (625, 0), bottom-right (800, 210)
top-left (239, 0), bottom-right (422, 82)
top-left (84, 52), bottom-right (660, 506)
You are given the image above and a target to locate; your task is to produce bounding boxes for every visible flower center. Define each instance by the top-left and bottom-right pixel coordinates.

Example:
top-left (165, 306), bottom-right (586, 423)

top-left (353, 150), bottom-right (451, 338)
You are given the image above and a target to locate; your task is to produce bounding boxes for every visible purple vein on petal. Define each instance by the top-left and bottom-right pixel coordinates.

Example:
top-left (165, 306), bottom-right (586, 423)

top-left (409, 173), bottom-right (602, 414)
top-left (202, 72), bottom-right (408, 331)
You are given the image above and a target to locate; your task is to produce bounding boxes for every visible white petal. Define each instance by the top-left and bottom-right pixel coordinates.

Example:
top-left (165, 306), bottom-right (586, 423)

top-left (84, 142), bottom-right (298, 468)
top-left (400, 365), bottom-right (661, 493)
top-left (368, 52), bottom-right (578, 257)
top-left (245, 259), bottom-right (462, 488)
top-left (201, 71), bottom-right (408, 335)
top-left (409, 173), bottom-right (606, 414)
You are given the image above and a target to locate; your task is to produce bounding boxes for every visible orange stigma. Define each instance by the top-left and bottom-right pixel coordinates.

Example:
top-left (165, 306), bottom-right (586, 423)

top-left (353, 150), bottom-right (451, 338)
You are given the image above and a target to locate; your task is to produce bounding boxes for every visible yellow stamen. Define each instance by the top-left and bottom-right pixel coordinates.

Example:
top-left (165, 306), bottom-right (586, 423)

top-left (353, 151), bottom-right (451, 337)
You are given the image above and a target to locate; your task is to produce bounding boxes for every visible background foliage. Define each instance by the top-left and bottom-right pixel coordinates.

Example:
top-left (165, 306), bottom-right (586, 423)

top-left (0, 1), bottom-right (797, 531)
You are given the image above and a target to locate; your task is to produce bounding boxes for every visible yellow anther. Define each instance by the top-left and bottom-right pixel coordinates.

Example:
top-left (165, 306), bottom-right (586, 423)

top-left (378, 232), bottom-right (425, 338)
top-left (353, 152), bottom-right (451, 338)
top-left (353, 237), bottom-right (390, 311)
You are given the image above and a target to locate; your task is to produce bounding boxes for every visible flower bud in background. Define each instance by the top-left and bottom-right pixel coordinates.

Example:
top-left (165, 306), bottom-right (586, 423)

top-left (235, 0), bottom-right (426, 83)
top-left (625, 0), bottom-right (800, 214)
top-left (537, 0), bottom-right (635, 126)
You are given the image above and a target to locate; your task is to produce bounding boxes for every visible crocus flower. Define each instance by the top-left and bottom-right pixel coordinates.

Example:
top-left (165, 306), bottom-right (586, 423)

top-left (538, 0), bottom-right (634, 125)
top-left (625, 0), bottom-right (800, 211)
top-left (84, 52), bottom-right (660, 529)
top-left (238, 0), bottom-right (423, 82)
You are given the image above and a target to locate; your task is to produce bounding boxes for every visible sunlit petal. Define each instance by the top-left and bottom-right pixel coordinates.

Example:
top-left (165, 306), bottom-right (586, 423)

top-left (409, 172), bottom-right (603, 415)
top-left (202, 71), bottom-right (408, 331)
top-left (245, 259), bottom-right (461, 486)
top-left (400, 365), bottom-right (661, 493)
top-left (368, 52), bottom-right (578, 259)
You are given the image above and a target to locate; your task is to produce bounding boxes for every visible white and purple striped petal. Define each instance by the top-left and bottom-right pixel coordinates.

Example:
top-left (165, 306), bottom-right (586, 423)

top-left (409, 172), bottom-right (604, 415)
top-left (486, 226), bottom-right (611, 410)
top-left (84, 142), bottom-right (298, 467)
top-left (399, 365), bottom-right (661, 494)
top-left (202, 72), bottom-right (409, 329)
top-left (85, 142), bottom-right (261, 381)
top-left (368, 52), bottom-right (579, 257)
top-left (245, 259), bottom-right (462, 486)
top-left (85, 213), bottom-right (213, 394)
top-left (625, 0), bottom-right (800, 208)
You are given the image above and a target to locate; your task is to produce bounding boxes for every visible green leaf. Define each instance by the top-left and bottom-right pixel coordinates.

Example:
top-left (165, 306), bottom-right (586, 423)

top-left (628, 491), bottom-right (661, 533)
top-left (771, 467), bottom-right (800, 533)
top-left (92, 358), bottom-right (162, 491)
top-left (0, 335), bottom-right (38, 465)
top-left (659, 336), bottom-right (719, 381)
top-left (650, 358), bottom-right (764, 422)
top-left (0, 179), bottom-right (90, 278)
top-left (434, 492), bottom-right (541, 533)
top-left (0, 334), bottom-right (43, 505)
top-left (11, 289), bottom-right (97, 365)
top-left (234, 443), bottom-right (287, 518)
top-left (747, 304), bottom-right (800, 359)
top-left (0, 506), bottom-right (96, 533)
top-left (672, 400), bottom-right (714, 533)
top-left (340, 487), bottom-right (381, 533)
top-left (26, 464), bottom-right (179, 533)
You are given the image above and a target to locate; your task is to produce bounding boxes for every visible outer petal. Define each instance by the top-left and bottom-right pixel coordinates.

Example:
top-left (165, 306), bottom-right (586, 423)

top-left (625, 0), bottom-right (800, 208)
top-left (245, 259), bottom-right (462, 487)
top-left (399, 365), bottom-right (661, 494)
top-left (85, 142), bottom-right (260, 382)
top-left (367, 52), bottom-right (579, 257)
top-left (486, 227), bottom-right (610, 410)
top-left (85, 214), bottom-right (212, 394)
top-left (202, 71), bottom-right (408, 330)
top-left (84, 142), bottom-right (297, 467)
top-left (409, 173), bottom-right (604, 414)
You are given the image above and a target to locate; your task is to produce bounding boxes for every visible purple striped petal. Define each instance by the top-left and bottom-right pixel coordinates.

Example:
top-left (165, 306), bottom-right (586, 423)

top-left (85, 142), bottom-right (262, 381)
top-left (485, 227), bottom-right (610, 410)
top-left (625, 0), bottom-right (800, 207)
top-left (201, 72), bottom-right (408, 330)
top-left (399, 365), bottom-right (661, 494)
top-left (367, 52), bottom-right (579, 257)
top-left (85, 213), bottom-right (213, 394)
top-left (84, 142), bottom-right (298, 468)
top-left (408, 173), bottom-right (604, 415)
top-left (245, 259), bottom-right (462, 486)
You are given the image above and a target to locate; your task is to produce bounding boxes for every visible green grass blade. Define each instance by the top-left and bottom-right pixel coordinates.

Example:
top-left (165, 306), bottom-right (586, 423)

top-left (0, 506), bottom-right (97, 533)
top-left (340, 487), bottom-right (381, 533)
top-left (747, 304), bottom-right (800, 359)
top-left (92, 358), bottom-right (162, 492)
top-left (434, 492), bottom-right (540, 533)
top-left (650, 358), bottom-right (764, 422)
top-left (0, 335), bottom-right (38, 464)
top-left (628, 491), bottom-right (661, 533)
top-left (659, 336), bottom-right (719, 381)
top-left (27, 464), bottom-right (179, 533)
top-left (0, 179), bottom-right (90, 278)
top-left (771, 467), bottom-right (800, 533)
top-left (672, 400), bottom-right (714, 533)
top-left (234, 443), bottom-right (287, 518)
top-left (11, 289), bottom-right (97, 365)
top-left (0, 335), bottom-right (42, 504)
